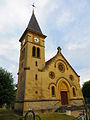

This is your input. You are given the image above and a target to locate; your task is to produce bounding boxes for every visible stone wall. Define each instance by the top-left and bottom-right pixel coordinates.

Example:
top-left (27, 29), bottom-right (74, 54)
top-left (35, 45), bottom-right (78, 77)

top-left (23, 100), bottom-right (60, 112)
top-left (70, 99), bottom-right (84, 106)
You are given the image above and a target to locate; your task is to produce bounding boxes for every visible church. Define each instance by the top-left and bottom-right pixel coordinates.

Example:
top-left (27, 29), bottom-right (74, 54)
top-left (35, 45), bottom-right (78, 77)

top-left (15, 10), bottom-right (84, 114)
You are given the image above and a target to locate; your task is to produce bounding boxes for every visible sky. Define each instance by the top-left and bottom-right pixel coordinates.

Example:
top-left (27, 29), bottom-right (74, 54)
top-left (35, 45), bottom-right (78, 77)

top-left (0, 0), bottom-right (90, 86)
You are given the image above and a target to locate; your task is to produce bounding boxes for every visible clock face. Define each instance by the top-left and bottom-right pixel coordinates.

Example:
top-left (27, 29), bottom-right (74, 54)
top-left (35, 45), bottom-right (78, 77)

top-left (34, 38), bottom-right (39, 43)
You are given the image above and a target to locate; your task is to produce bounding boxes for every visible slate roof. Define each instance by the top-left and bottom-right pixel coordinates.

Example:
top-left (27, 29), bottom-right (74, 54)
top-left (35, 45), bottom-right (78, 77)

top-left (19, 11), bottom-right (46, 42)
top-left (27, 11), bottom-right (42, 35)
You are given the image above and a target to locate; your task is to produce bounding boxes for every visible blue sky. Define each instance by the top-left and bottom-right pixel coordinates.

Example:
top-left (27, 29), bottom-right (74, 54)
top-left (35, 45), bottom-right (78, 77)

top-left (0, 0), bottom-right (90, 86)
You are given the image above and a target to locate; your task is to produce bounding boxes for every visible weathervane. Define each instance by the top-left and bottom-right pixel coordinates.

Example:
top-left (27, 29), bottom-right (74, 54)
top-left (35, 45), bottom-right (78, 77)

top-left (32, 2), bottom-right (35, 13)
top-left (32, 3), bottom-right (35, 8)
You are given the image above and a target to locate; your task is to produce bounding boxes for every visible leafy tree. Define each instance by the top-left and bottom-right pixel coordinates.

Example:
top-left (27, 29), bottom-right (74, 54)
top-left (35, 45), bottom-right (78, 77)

top-left (0, 67), bottom-right (15, 108)
top-left (82, 80), bottom-right (90, 103)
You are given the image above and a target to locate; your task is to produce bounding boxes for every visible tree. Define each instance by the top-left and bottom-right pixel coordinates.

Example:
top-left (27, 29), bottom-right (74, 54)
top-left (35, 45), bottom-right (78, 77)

top-left (0, 67), bottom-right (15, 108)
top-left (82, 80), bottom-right (90, 103)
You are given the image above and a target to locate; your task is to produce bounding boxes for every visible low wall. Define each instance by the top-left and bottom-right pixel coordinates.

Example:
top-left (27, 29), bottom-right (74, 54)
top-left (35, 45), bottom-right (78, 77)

top-left (24, 99), bottom-right (60, 112)
top-left (70, 98), bottom-right (84, 106)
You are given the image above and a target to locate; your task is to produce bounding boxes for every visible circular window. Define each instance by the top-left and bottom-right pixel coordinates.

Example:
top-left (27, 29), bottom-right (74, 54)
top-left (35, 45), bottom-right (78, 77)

top-left (70, 75), bottom-right (74, 81)
top-left (49, 71), bottom-right (55, 79)
top-left (58, 63), bottom-right (65, 72)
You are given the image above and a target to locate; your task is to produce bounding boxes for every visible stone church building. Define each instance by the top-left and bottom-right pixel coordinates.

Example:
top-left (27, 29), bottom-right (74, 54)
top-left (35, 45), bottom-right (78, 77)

top-left (15, 10), bottom-right (84, 114)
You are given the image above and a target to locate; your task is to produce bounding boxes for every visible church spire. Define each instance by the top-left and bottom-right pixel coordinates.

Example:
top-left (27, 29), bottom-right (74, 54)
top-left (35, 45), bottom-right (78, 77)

top-left (19, 7), bottom-right (46, 42)
top-left (27, 2), bottom-right (43, 35)
top-left (27, 11), bottom-right (42, 34)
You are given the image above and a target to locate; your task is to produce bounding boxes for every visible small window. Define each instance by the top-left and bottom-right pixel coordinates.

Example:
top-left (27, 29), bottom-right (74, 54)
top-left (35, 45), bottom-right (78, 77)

top-left (21, 50), bottom-right (23, 60)
top-left (32, 46), bottom-right (36, 57)
top-left (35, 61), bottom-right (38, 66)
top-left (49, 71), bottom-right (55, 79)
top-left (22, 48), bottom-right (25, 60)
top-left (37, 48), bottom-right (40, 58)
top-left (21, 63), bottom-right (23, 68)
top-left (23, 48), bottom-right (25, 58)
top-left (70, 75), bottom-right (74, 81)
top-left (52, 86), bottom-right (55, 96)
top-left (35, 91), bottom-right (38, 94)
top-left (73, 88), bottom-right (76, 97)
top-left (35, 74), bottom-right (37, 80)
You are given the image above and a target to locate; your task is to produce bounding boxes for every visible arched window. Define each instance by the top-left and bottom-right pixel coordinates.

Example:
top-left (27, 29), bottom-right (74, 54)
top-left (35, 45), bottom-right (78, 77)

top-left (73, 88), bottom-right (76, 97)
top-left (32, 46), bottom-right (36, 57)
top-left (52, 86), bottom-right (55, 96)
top-left (37, 48), bottom-right (40, 58)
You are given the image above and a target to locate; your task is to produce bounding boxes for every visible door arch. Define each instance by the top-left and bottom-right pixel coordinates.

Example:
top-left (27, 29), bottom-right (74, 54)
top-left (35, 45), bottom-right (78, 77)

top-left (58, 81), bottom-right (70, 105)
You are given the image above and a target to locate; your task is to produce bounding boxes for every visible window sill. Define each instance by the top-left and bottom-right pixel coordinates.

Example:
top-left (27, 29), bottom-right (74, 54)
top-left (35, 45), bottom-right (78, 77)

top-left (32, 56), bottom-right (41, 59)
top-left (52, 95), bottom-right (56, 97)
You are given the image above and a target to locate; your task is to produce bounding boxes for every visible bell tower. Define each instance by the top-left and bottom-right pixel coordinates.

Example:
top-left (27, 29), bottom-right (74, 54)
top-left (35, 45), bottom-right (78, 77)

top-left (15, 11), bottom-right (46, 113)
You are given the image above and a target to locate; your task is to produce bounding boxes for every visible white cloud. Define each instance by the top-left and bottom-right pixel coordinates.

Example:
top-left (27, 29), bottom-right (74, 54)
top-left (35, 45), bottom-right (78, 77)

top-left (0, 0), bottom-right (31, 32)
top-left (45, 40), bottom-right (57, 61)
top-left (67, 42), bottom-right (87, 50)
top-left (56, 10), bottom-right (74, 29)
top-left (79, 68), bottom-right (90, 86)
top-left (0, 37), bottom-right (20, 62)
top-left (55, 0), bottom-right (88, 31)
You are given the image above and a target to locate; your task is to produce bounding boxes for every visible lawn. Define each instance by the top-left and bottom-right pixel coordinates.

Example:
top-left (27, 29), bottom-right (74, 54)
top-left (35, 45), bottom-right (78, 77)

top-left (0, 109), bottom-right (19, 120)
top-left (0, 109), bottom-right (75, 120)
top-left (40, 113), bottom-right (75, 120)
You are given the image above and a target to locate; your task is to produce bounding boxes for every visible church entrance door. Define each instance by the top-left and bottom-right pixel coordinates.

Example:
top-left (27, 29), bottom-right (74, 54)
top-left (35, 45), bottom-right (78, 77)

top-left (61, 91), bottom-right (68, 105)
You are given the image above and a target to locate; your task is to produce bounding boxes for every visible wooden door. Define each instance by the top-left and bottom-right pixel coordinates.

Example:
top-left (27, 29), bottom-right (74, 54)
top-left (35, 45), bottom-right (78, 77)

top-left (61, 91), bottom-right (68, 105)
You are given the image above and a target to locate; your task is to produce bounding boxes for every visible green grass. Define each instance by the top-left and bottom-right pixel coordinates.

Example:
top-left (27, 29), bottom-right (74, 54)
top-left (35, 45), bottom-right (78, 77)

top-left (40, 113), bottom-right (75, 120)
top-left (0, 109), bottom-right (19, 120)
top-left (0, 109), bottom-right (75, 120)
